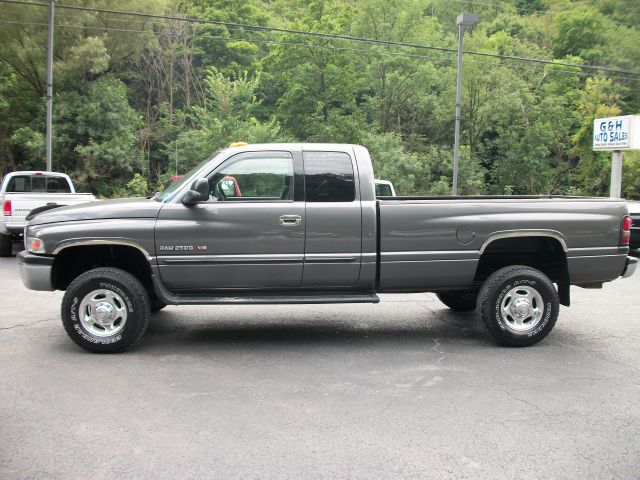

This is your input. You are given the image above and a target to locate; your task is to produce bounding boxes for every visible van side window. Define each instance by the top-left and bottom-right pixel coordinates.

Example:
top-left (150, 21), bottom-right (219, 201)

top-left (303, 151), bottom-right (355, 202)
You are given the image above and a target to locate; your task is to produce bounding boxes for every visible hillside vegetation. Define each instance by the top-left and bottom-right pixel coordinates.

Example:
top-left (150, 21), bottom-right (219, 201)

top-left (1, 0), bottom-right (639, 198)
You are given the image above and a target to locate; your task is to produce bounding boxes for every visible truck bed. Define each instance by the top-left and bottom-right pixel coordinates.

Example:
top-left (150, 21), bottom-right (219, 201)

top-left (377, 195), bottom-right (613, 201)
top-left (376, 195), bottom-right (629, 291)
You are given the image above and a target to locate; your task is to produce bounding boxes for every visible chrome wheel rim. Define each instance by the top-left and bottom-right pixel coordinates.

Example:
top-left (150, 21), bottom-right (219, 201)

top-left (78, 289), bottom-right (128, 337)
top-left (500, 285), bottom-right (544, 334)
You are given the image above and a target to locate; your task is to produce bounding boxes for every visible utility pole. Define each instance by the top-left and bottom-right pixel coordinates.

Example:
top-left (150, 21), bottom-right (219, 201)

top-left (45, 0), bottom-right (55, 172)
top-left (452, 13), bottom-right (479, 195)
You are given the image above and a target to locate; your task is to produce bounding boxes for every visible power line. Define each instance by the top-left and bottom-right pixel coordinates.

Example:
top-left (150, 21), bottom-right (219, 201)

top-left (0, 16), bottom-right (252, 37)
top-left (0, 19), bottom-right (190, 36)
top-left (2, 18), bottom-right (638, 83)
top-left (1, 0), bottom-right (639, 77)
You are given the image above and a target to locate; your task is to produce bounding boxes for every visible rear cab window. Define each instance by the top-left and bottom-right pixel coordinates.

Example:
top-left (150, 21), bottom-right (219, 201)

top-left (5, 175), bottom-right (72, 193)
top-left (303, 151), bottom-right (355, 202)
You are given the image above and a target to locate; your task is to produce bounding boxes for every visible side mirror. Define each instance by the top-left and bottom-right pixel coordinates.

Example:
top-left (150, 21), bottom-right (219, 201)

top-left (182, 178), bottom-right (209, 205)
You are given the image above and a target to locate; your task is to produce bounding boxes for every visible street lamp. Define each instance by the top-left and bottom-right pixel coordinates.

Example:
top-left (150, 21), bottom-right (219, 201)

top-left (452, 12), bottom-right (479, 195)
top-left (45, 0), bottom-right (56, 172)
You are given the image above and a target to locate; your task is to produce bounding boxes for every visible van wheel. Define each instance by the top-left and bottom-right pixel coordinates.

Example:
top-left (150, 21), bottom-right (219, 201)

top-left (0, 234), bottom-right (12, 257)
top-left (61, 267), bottom-right (150, 353)
top-left (436, 290), bottom-right (478, 311)
top-left (479, 266), bottom-right (559, 347)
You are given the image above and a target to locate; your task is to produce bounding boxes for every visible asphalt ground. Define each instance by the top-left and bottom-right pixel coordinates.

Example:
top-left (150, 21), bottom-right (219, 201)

top-left (1, 246), bottom-right (639, 479)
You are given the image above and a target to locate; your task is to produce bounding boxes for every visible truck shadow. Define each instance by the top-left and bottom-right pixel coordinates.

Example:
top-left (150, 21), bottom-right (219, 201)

top-left (136, 309), bottom-right (492, 353)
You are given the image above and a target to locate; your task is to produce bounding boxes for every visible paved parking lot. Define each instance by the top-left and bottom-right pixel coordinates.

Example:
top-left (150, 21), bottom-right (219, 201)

top-left (1, 249), bottom-right (639, 479)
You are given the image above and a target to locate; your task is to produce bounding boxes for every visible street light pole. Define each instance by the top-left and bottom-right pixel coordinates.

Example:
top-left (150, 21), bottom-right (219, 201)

top-left (452, 13), bottom-right (479, 196)
top-left (452, 22), bottom-right (464, 196)
top-left (45, 0), bottom-right (55, 172)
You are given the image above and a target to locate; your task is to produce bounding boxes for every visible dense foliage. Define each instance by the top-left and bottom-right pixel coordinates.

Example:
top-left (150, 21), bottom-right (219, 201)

top-left (1, 0), bottom-right (639, 198)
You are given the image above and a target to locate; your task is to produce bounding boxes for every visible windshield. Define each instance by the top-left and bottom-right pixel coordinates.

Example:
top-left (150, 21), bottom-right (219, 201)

top-left (154, 154), bottom-right (219, 202)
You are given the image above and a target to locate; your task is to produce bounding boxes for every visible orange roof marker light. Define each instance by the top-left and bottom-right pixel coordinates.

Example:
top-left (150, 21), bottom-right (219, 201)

top-left (229, 142), bottom-right (248, 147)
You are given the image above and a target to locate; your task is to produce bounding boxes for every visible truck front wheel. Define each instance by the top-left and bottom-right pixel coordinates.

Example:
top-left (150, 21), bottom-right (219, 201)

top-left (479, 266), bottom-right (559, 347)
top-left (436, 290), bottom-right (478, 311)
top-left (61, 267), bottom-right (150, 353)
top-left (0, 234), bottom-right (12, 257)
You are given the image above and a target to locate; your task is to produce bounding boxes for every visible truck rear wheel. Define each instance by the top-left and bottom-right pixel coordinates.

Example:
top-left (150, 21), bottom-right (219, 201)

top-left (436, 290), bottom-right (478, 311)
top-left (479, 266), bottom-right (559, 347)
top-left (0, 234), bottom-right (12, 257)
top-left (61, 267), bottom-right (150, 353)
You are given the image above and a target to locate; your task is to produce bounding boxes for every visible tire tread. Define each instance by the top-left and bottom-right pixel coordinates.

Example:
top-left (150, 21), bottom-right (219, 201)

top-left (62, 267), bottom-right (150, 353)
top-left (479, 265), bottom-right (559, 347)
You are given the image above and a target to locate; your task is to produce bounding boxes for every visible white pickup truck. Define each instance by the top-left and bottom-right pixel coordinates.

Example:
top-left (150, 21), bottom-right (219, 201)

top-left (0, 171), bottom-right (95, 256)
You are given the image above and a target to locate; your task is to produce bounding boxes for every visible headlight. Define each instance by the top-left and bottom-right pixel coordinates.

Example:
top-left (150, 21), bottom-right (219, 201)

top-left (26, 236), bottom-right (45, 254)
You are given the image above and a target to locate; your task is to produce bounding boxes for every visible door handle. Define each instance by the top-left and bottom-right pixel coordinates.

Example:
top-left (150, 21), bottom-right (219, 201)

top-left (279, 215), bottom-right (302, 226)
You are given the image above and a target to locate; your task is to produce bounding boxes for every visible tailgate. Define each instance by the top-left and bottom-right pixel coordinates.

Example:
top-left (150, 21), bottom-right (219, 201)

top-left (3, 194), bottom-right (94, 229)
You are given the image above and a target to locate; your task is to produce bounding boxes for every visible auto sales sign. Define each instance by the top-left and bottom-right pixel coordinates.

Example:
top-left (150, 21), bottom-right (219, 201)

top-left (593, 115), bottom-right (640, 151)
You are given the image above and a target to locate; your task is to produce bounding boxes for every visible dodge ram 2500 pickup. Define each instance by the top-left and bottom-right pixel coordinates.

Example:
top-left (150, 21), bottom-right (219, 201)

top-left (1, 171), bottom-right (95, 256)
top-left (17, 143), bottom-right (637, 353)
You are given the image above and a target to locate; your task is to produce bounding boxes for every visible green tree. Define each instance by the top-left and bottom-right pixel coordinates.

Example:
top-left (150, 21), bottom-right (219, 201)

top-left (54, 76), bottom-right (143, 196)
top-left (263, 0), bottom-right (366, 142)
top-left (170, 67), bottom-right (290, 172)
top-left (352, 0), bottom-right (448, 137)
top-left (9, 128), bottom-right (44, 171)
top-left (127, 173), bottom-right (149, 197)
top-left (570, 77), bottom-right (621, 196)
top-left (0, 0), bottom-right (638, 199)
top-left (363, 132), bottom-right (485, 195)
top-left (180, 0), bottom-right (270, 76)
top-left (0, 0), bottom-right (167, 95)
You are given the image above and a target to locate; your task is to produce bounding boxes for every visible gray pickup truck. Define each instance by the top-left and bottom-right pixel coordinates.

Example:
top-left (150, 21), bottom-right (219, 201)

top-left (18, 143), bottom-right (637, 353)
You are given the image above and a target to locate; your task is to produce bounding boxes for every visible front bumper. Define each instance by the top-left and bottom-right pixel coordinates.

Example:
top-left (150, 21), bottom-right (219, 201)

top-left (17, 251), bottom-right (54, 291)
top-left (622, 256), bottom-right (638, 279)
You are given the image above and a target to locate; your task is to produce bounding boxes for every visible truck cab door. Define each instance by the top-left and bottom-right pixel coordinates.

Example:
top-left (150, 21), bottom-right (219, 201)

top-left (155, 149), bottom-right (305, 291)
top-left (302, 150), bottom-right (362, 287)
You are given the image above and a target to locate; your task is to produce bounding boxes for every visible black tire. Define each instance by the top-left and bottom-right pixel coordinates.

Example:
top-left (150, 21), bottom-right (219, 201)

top-left (436, 290), bottom-right (478, 311)
top-left (0, 234), bottom-right (12, 257)
top-left (479, 265), bottom-right (559, 347)
top-left (61, 267), bottom-right (150, 353)
top-left (150, 298), bottom-right (167, 313)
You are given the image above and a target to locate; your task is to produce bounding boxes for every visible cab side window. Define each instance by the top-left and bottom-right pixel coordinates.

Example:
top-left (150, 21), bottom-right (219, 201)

top-left (207, 152), bottom-right (294, 202)
top-left (303, 151), bottom-right (355, 202)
